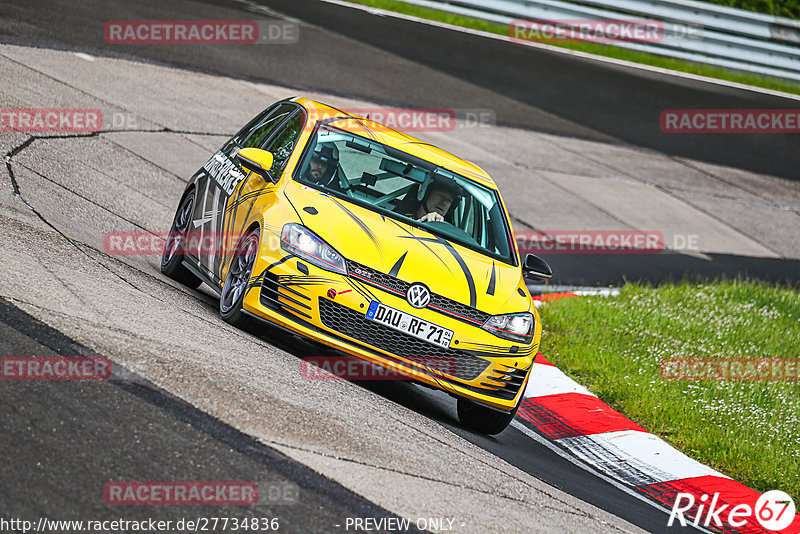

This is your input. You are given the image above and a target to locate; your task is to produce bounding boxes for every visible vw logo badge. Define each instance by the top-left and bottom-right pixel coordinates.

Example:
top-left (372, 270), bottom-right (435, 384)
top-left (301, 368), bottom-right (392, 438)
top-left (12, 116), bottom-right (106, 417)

top-left (407, 283), bottom-right (431, 309)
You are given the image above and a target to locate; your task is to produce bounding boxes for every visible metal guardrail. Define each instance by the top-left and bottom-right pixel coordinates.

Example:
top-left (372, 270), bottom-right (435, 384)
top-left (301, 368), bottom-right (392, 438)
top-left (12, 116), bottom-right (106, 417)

top-left (401, 0), bottom-right (800, 82)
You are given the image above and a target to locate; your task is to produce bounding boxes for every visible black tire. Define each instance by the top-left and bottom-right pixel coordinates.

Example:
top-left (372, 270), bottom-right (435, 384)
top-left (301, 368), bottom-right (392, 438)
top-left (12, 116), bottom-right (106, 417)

top-left (457, 397), bottom-right (518, 435)
top-left (161, 191), bottom-right (202, 289)
top-left (219, 228), bottom-right (260, 328)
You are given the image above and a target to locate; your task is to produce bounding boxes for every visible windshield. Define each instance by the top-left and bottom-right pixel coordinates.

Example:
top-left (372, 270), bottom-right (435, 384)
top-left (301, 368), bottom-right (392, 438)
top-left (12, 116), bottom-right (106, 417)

top-left (294, 124), bottom-right (515, 265)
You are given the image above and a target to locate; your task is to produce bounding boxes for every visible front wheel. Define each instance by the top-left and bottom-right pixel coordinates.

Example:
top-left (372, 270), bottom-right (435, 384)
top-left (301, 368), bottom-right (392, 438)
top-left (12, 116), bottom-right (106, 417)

top-left (457, 398), bottom-right (518, 435)
top-left (161, 191), bottom-right (202, 289)
top-left (219, 228), bottom-right (260, 328)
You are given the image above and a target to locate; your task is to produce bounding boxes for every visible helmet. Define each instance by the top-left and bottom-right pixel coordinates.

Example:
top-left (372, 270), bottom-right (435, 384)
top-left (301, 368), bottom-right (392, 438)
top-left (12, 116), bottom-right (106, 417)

top-left (418, 172), bottom-right (463, 205)
top-left (312, 143), bottom-right (339, 166)
top-left (308, 143), bottom-right (339, 184)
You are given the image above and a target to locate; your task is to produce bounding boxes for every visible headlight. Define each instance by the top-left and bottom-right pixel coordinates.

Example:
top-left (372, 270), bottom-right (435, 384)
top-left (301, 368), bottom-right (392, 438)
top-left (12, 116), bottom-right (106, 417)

top-left (482, 312), bottom-right (534, 343)
top-left (280, 224), bottom-right (347, 275)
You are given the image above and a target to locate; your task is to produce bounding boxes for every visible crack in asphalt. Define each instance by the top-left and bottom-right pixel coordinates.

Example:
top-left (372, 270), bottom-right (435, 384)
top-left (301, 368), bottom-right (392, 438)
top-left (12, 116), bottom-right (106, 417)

top-left (368, 410), bottom-right (641, 529)
top-left (4, 133), bottom-right (157, 296)
top-left (2, 129), bottom-right (233, 299)
top-left (261, 438), bottom-right (632, 532)
top-left (0, 291), bottom-right (611, 526)
top-left (0, 131), bottom-right (629, 531)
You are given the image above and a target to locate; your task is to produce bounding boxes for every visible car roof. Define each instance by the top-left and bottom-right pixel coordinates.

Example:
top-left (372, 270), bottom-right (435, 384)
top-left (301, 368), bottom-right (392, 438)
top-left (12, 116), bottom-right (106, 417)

top-left (294, 97), bottom-right (498, 190)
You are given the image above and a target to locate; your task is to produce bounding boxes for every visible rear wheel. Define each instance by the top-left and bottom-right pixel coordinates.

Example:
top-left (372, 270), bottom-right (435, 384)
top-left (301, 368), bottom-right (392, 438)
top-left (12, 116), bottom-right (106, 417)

top-left (457, 398), bottom-right (518, 435)
top-left (161, 191), bottom-right (202, 289)
top-left (219, 228), bottom-right (260, 328)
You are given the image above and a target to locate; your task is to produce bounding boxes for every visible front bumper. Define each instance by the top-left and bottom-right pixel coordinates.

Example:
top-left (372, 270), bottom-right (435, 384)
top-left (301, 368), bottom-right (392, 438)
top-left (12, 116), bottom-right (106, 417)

top-left (242, 254), bottom-right (536, 412)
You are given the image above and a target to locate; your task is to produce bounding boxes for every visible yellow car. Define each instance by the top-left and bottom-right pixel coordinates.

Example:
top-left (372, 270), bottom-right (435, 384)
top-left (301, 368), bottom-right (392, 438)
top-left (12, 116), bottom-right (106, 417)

top-left (161, 97), bottom-right (553, 434)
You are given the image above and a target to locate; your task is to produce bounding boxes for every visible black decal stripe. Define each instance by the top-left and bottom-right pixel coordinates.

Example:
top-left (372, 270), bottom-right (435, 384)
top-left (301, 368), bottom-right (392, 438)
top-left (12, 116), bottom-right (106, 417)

top-left (387, 219), bottom-right (451, 273)
top-left (280, 280), bottom-right (334, 287)
top-left (223, 186), bottom-right (266, 275)
top-left (220, 172), bottom-right (252, 277)
top-left (221, 166), bottom-right (259, 277)
top-left (487, 262), bottom-right (496, 296)
top-left (345, 278), bottom-right (377, 303)
top-left (433, 236), bottom-right (477, 309)
top-left (228, 186), bottom-right (274, 209)
top-left (265, 255), bottom-right (293, 273)
top-left (388, 252), bottom-right (407, 278)
top-left (352, 278), bottom-right (379, 301)
top-left (213, 187), bottom-right (227, 278)
top-left (331, 198), bottom-right (383, 257)
top-left (246, 273), bottom-right (263, 292)
top-left (387, 221), bottom-right (476, 307)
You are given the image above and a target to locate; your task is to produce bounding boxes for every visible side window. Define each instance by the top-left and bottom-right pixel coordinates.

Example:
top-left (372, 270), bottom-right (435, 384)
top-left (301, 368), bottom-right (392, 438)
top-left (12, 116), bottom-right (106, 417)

top-left (262, 111), bottom-right (305, 175)
top-left (233, 104), bottom-right (277, 145)
top-left (240, 103), bottom-right (296, 149)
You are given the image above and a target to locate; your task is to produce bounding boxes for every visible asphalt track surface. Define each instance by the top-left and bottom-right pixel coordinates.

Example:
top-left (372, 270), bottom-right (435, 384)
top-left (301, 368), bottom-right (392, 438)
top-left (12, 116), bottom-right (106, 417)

top-left (1, 0), bottom-right (798, 180)
top-left (2, 0), bottom-right (799, 285)
top-left (0, 296), bottom-right (692, 533)
top-left (0, 298), bottom-right (419, 533)
top-left (0, 0), bottom-right (795, 532)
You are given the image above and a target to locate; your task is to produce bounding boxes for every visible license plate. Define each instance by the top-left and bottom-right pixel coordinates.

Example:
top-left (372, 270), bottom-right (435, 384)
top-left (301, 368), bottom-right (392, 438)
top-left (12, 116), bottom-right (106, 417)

top-left (366, 301), bottom-right (453, 349)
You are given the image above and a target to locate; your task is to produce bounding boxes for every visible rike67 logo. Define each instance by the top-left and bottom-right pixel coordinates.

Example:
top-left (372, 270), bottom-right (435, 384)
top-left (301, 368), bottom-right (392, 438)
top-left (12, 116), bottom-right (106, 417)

top-left (669, 490), bottom-right (797, 531)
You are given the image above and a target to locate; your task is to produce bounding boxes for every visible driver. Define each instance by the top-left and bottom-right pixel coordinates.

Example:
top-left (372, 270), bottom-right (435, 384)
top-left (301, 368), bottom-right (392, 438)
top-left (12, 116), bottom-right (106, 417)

top-left (400, 178), bottom-right (461, 223)
top-left (415, 185), bottom-right (455, 222)
top-left (302, 145), bottom-right (339, 189)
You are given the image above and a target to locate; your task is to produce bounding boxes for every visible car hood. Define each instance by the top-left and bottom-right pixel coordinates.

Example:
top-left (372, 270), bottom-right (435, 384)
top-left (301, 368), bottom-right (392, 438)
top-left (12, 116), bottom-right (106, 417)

top-left (284, 181), bottom-right (529, 315)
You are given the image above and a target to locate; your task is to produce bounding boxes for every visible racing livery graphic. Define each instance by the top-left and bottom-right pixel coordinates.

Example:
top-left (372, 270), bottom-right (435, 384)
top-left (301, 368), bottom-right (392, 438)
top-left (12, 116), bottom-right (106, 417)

top-left (162, 97), bottom-right (553, 434)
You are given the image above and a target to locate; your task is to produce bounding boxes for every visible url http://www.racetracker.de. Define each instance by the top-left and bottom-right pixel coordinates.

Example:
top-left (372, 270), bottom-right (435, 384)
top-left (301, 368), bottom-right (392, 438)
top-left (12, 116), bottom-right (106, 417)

top-left (0, 517), bottom-right (282, 533)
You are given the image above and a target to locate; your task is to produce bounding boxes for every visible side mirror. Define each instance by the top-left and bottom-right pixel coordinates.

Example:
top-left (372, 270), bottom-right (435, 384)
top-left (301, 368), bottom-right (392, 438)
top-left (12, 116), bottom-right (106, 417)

top-left (236, 148), bottom-right (276, 184)
top-left (522, 254), bottom-right (553, 281)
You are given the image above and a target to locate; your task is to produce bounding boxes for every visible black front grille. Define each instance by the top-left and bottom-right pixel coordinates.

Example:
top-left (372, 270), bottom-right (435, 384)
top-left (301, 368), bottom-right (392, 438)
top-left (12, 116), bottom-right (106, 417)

top-left (346, 260), bottom-right (490, 325)
top-left (317, 297), bottom-right (491, 381)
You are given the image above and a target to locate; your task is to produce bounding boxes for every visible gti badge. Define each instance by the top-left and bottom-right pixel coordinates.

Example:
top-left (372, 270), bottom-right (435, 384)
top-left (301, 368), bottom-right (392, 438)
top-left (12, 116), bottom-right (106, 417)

top-left (406, 283), bottom-right (430, 309)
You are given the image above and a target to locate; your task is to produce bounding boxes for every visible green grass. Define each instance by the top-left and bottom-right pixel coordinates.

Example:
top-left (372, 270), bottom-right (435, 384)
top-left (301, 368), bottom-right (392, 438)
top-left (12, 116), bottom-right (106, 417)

top-left (345, 0), bottom-right (800, 95)
top-left (537, 281), bottom-right (800, 501)
top-left (702, 0), bottom-right (800, 20)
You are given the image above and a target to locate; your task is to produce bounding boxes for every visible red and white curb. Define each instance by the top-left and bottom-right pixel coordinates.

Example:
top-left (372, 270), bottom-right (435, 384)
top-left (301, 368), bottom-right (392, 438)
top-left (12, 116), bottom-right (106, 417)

top-left (530, 286), bottom-right (619, 308)
top-left (520, 292), bottom-right (799, 533)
